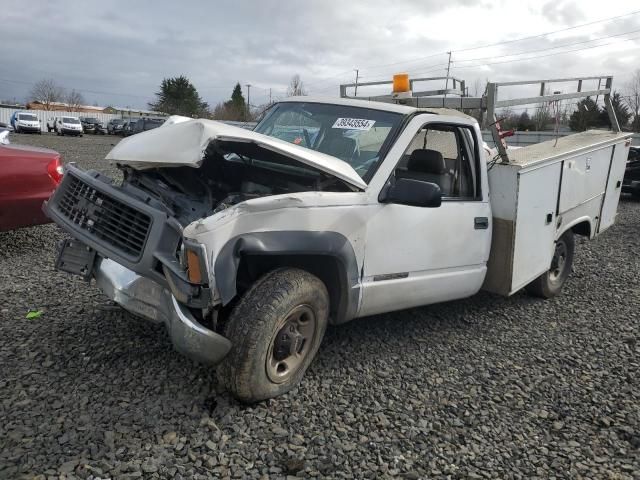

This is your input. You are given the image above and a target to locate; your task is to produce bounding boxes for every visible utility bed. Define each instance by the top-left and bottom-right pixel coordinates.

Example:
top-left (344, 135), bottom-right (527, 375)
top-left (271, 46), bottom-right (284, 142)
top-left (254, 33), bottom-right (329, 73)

top-left (483, 130), bottom-right (631, 295)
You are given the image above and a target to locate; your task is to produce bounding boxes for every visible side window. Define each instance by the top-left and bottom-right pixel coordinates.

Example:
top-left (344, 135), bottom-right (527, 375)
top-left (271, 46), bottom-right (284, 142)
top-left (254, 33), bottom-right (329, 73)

top-left (394, 123), bottom-right (479, 200)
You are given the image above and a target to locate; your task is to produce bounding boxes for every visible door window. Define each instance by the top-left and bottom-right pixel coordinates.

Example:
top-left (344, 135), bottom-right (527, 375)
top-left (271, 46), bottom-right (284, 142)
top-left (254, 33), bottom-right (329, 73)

top-left (394, 123), bottom-right (480, 200)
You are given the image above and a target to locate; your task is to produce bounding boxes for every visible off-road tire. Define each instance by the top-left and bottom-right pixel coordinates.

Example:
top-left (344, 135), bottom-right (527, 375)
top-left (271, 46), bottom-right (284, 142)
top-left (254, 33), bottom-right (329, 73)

top-left (217, 268), bottom-right (329, 403)
top-left (525, 230), bottom-right (575, 299)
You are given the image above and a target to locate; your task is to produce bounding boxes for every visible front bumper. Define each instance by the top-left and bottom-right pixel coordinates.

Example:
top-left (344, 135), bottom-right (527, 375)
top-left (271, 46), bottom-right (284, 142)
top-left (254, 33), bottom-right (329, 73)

top-left (61, 128), bottom-right (82, 135)
top-left (94, 258), bottom-right (231, 364)
top-left (17, 125), bottom-right (41, 132)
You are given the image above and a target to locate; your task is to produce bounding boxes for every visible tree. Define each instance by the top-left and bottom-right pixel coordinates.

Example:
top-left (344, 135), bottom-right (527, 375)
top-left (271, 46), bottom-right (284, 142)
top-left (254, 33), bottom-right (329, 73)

top-left (29, 79), bottom-right (65, 110)
top-left (598, 91), bottom-right (631, 128)
top-left (516, 112), bottom-right (534, 131)
top-left (625, 69), bottom-right (640, 133)
top-left (212, 83), bottom-right (249, 121)
top-left (148, 75), bottom-right (208, 116)
top-left (66, 89), bottom-right (85, 111)
top-left (287, 74), bottom-right (307, 97)
top-left (569, 97), bottom-right (602, 132)
top-left (532, 102), bottom-right (552, 131)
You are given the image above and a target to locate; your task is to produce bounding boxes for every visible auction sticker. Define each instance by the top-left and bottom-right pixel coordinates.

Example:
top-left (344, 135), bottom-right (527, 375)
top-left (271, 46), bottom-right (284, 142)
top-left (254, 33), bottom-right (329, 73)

top-left (332, 118), bottom-right (376, 130)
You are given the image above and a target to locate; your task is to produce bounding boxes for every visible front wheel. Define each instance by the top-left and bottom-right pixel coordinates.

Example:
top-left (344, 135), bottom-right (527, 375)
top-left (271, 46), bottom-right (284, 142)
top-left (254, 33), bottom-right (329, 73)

top-left (525, 230), bottom-right (575, 298)
top-left (217, 268), bottom-right (329, 403)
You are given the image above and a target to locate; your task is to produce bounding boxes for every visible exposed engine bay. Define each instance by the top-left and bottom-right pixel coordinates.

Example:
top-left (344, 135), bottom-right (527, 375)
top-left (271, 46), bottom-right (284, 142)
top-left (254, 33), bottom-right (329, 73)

top-left (119, 140), bottom-right (354, 227)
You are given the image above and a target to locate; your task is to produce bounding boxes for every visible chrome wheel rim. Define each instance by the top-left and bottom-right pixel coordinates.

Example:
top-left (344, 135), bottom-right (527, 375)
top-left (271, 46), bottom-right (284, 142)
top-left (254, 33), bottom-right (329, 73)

top-left (549, 240), bottom-right (567, 283)
top-left (266, 305), bottom-right (316, 384)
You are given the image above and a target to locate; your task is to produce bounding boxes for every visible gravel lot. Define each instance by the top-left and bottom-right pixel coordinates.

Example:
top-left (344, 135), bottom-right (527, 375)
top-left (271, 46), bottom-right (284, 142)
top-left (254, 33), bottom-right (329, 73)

top-left (1, 133), bottom-right (639, 479)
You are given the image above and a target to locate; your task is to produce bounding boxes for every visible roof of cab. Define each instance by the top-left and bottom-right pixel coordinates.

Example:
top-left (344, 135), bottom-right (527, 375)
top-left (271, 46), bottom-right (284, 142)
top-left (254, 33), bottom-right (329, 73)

top-left (281, 96), bottom-right (476, 121)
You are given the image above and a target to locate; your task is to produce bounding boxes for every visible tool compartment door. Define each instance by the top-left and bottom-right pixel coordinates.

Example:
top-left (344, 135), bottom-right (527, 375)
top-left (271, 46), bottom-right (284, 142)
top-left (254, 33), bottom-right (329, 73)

top-left (599, 142), bottom-right (630, 232)
top-left (558, 147), bottom-right (612, 215)
top-left (510, 163), bottom-right (562, 293)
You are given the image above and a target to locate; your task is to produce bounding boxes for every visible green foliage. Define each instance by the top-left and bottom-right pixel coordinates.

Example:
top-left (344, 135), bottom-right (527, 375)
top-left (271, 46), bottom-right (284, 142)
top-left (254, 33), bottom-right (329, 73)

top-left (212, 83), bottom-right (250, 121)
top-left (598, 92), bottom-right (631, 128)
top-left (569, 97), bottom-right (604, 132)
top-left (148, 75), bottom-right (209, 117)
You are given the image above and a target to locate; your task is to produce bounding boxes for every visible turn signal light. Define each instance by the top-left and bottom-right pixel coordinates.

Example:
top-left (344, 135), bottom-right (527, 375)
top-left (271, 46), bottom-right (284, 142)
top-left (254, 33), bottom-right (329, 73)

top-left (186, 248), bottom-right (203, 284)
top-left (392, 73), bottom-right (410, 93)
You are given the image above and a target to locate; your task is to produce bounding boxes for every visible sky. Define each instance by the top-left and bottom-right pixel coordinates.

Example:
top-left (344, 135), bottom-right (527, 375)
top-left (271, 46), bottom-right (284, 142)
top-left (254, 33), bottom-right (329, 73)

top-left (1, 0), bottom-right (639, 111)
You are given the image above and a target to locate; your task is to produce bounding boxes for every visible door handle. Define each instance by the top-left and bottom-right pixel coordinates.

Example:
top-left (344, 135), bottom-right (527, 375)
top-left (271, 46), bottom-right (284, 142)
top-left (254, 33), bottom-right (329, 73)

top-left (474, 217), bottom-right (489, 230)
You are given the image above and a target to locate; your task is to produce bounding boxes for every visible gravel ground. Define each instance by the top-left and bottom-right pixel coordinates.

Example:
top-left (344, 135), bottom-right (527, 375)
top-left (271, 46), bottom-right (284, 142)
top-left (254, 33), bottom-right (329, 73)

top-left (1, 133), bottom-right (639, 479)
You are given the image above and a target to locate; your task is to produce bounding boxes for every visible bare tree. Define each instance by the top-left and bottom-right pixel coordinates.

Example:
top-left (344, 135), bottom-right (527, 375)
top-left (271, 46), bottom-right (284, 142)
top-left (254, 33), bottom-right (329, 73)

top-left (66, 89), bottom-right (85, 111)
top-left (287, 74), bottom-right (307, 97)
top-left (625, 69), bottom-right (640, 132)
top-left (29, 79), bottom-right (65, 110)
top-left (533, 102), bottom-right (552, 131)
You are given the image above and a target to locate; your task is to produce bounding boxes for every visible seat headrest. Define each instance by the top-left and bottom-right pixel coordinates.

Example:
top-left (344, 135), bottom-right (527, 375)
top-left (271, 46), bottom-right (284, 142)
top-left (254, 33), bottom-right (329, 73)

top-left (407, 149), bottom-right (446, 174)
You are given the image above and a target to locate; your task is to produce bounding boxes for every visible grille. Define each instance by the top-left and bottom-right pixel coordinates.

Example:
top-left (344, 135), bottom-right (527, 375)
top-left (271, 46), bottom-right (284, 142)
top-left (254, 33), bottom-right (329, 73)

top-left (57, 175), bottom-right (152, 259)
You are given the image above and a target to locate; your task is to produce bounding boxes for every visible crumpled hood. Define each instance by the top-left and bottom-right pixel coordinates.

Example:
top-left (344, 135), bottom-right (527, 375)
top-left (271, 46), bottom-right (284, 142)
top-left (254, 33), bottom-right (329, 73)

top-left (105, 116), bottom-right (366, 190)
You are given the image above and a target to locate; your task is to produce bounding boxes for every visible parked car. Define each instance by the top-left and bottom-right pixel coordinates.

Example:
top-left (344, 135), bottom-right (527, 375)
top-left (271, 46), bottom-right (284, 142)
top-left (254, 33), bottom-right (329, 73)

top-left (107, 118), bottom-right (125, 135)
top-left (55, 116), bottom-right (83, 136)
top-left (11, 112), bottom-right (42, 134)
top-left (80, 117), bottom-right (106, 134)
top-left (122, 120), bottom-right (138, 136)
top-left (79, 117), bottom-right (96, 133)
top-left (622, 145), bottom-right (640, 198)
top-left (47, 117), bottom-right (57, 133)
top-left (0, 130), bottom-right (63, 231)
top-left (133, 117), bottom-right (165, 134)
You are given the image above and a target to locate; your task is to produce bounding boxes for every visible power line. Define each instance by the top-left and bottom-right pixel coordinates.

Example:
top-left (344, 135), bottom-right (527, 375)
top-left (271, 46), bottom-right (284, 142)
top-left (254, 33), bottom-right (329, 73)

top-left (453, 27), bottom-right (640, 64)
top-left (315, 8), bottom-right (640, 83)
top-left (454, 8), bottom-right (640, 53)
top-left (451, 33), bottom-right (640, 71)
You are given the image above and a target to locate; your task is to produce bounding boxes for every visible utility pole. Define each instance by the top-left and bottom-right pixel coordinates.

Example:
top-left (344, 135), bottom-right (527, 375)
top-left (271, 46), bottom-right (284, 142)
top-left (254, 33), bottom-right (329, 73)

top-left (444, 51), bottom-right (452, 98)
top-left (245, 84), bottom-right (251, 119)
top-left (269, 88), bottom-right (272, 105)
top-left (354, 69), bottom-right (359, 96)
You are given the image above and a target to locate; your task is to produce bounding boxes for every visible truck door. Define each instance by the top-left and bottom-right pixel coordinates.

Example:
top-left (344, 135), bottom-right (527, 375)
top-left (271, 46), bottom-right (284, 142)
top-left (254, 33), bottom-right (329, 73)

top-left (358, 119), bottom-right (492, 317)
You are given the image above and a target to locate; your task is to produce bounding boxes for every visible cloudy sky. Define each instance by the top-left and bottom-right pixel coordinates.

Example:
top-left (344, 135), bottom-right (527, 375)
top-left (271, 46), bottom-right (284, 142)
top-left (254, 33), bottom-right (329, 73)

top-left (1, 0), bottom-right (639, 110)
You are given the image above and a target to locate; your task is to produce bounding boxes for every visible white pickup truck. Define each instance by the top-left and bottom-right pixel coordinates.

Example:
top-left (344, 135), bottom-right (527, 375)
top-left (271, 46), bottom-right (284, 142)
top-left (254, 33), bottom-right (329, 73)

top-left (45, 75), bottom-right (632, 402)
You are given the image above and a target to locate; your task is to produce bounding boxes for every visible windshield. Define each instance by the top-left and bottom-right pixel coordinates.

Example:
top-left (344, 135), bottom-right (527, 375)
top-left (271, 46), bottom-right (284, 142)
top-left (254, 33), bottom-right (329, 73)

top-left (63, 117), bottom-right (80, 124)
top-left (112, 119), bottom-right (124, 124)
top-left (254, 102), bottom-right (402, 180)
top-left (18, 114), bottom-right (38, 121)
top-left (86, 118), bottom-right (99, 123)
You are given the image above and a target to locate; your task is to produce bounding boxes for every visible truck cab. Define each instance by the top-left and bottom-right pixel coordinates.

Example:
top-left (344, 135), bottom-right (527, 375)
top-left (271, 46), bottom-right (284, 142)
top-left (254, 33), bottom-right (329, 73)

top-left (44, 75), bottom-right (631, 403)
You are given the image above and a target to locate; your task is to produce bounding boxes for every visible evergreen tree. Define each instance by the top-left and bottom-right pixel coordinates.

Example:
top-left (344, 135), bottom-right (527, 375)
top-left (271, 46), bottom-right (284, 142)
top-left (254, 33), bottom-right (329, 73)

top-left (148, 75), bottom-right (208, 117)
top-left (598, 92), bottom-right (631, 128)
top-left (230, 83), bottom-right (246, 111)
top-left (569, 97), bottom-right (602, 132)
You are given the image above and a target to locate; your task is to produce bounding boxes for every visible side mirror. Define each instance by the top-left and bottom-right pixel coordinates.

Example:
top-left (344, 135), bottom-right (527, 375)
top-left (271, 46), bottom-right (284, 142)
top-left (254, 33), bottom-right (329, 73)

top-left (381, 177), bottom-right (442, 208)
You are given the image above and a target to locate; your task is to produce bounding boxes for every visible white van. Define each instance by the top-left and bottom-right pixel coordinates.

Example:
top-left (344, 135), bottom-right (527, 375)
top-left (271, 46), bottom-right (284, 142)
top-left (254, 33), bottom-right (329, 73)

top-left (13, 112), bottom-right (42, 134)
top-left (55, 116), bottom-right (83, 136)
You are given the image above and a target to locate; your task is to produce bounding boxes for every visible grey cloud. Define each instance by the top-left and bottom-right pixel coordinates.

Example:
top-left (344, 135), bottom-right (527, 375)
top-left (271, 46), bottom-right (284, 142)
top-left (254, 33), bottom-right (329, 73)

top-left (0, 0), bottom-right (637, 109)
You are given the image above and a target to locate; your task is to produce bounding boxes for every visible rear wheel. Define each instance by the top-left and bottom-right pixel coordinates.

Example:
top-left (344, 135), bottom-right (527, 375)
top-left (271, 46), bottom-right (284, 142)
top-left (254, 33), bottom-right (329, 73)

top-left (217, 268), bottom-right (329, 403)
top-left (525, 230), bottom-right (575, 298)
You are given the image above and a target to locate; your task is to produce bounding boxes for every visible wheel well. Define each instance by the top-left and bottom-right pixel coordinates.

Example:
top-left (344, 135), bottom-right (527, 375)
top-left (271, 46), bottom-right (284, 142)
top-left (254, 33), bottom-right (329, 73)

top-left (571, 220), bottom-right (591, 237)
top-left (236, 254), bottom-right (349, 324)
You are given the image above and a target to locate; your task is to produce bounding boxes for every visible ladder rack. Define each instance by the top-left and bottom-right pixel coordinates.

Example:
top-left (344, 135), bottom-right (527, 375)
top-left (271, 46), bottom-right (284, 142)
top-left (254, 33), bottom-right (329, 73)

top-left (339, 75), bottom-right (620, 163)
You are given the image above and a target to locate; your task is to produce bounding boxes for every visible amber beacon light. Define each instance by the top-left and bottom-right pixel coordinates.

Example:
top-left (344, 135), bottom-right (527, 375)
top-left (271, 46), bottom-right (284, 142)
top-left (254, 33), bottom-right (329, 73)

top-left (392, 73), bottom-right (412, 100)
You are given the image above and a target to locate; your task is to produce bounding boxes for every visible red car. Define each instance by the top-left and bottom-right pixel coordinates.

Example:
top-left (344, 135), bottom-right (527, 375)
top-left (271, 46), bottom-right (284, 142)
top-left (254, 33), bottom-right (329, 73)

top-left (0, 134), bottom-right (63, 231)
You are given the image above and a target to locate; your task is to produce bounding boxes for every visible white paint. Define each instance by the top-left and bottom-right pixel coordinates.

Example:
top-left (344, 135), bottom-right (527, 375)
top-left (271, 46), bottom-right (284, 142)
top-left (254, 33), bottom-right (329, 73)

top-left (599, 142), bottom-right (631, 232)
top-left (106, 117), bottom-right (367, 189)
top-left (102, 98), bottom-right (629, 317)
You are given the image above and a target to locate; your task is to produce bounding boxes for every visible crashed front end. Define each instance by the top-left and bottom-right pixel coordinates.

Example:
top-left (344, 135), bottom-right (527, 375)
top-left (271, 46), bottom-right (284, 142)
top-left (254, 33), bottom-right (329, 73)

top-left (45, 164), bottom-right (230, 364)
top-left (44, 117), bottom-right (364, 365)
